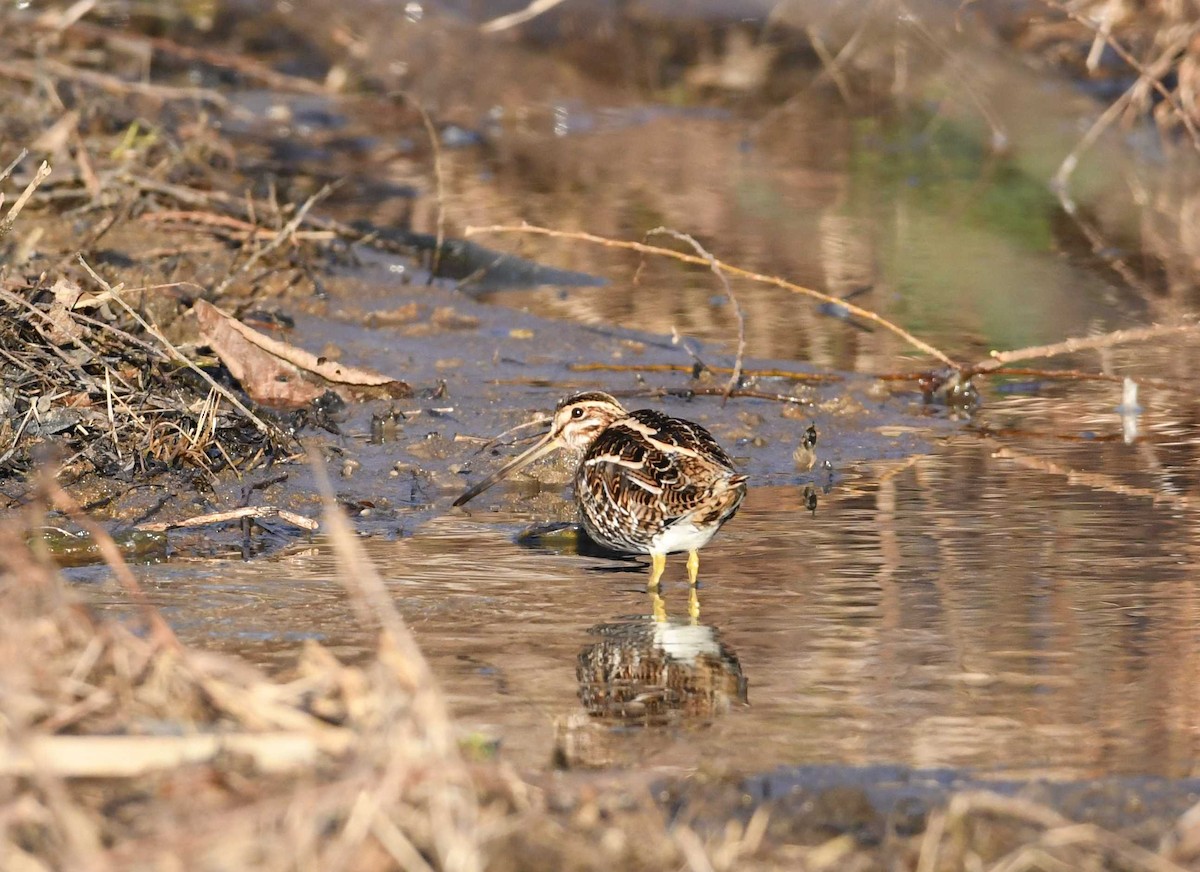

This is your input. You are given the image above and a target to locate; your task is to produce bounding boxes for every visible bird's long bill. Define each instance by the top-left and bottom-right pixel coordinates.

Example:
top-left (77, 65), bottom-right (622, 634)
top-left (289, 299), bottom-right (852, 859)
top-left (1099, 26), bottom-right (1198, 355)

top-left (452, 431), bottom-right (563, 507)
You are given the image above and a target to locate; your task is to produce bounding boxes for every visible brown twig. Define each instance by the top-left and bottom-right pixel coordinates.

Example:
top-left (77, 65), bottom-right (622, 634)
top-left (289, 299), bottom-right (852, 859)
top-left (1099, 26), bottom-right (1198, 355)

top-left (644, 227), bottom-right (746, 405)
top-left (1037, 1), bottom-right (1200, 150)
top-left (137, 506), bottom-right (319, 533)
top-left (0, 160), bottom-right (51, 239)
top-left (568, 361), bottom-right (842, 383)
top-left (972, 322), bottom-right (1200, 373)
top-left (463, 222), bottom-right (958, 367)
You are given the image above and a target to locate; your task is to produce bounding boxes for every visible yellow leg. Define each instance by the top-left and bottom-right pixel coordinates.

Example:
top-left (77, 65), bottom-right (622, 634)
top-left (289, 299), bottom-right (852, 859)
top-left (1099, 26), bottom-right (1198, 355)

top-left (686, 550), bottom-right (700, 586)
top-left (688, 585), bottom-right (700, 623)
top-left (650, 588), bottom-right (667, 623)
top-left (648, 552), bottom-right (667, 589)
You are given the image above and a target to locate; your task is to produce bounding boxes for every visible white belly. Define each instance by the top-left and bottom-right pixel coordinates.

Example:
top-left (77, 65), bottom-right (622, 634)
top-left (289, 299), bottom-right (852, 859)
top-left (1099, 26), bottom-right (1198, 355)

top-left (649, 521), bottom-right (718, 555)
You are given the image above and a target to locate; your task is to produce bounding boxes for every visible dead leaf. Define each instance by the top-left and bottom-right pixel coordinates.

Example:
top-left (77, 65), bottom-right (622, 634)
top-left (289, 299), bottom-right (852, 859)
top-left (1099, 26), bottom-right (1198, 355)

top-left (43, 277), bottom-right (85, 345)
top-left (193, 300), bottom-right (410, 408)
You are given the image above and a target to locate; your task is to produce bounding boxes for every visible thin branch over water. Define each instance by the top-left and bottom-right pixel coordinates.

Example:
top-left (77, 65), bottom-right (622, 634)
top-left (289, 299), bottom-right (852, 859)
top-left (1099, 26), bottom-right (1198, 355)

top-left (463, 222), bottom-right (960, 367)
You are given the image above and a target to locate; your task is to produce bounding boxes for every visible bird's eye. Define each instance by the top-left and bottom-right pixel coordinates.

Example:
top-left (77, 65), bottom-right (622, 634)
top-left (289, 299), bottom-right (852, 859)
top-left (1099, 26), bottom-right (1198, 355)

top-left (571, 407), bottom-right (584, 418)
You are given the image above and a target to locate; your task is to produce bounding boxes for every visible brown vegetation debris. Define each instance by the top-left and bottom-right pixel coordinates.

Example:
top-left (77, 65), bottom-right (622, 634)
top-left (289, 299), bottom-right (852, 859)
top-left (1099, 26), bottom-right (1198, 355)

top-left (0, 282), bottom-right (292, 482)
top-left (1017, 0), bottom-right (1200, 154)
top-left (0, 502), bottom-right (484, 871)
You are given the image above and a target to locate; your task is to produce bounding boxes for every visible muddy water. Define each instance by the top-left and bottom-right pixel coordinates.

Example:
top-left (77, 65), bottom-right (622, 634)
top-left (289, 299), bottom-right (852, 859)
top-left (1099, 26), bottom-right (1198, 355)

top-left (67, 0), bottom-right (1200, 788)
top-left (78, 366), bottom-right (1200, 779)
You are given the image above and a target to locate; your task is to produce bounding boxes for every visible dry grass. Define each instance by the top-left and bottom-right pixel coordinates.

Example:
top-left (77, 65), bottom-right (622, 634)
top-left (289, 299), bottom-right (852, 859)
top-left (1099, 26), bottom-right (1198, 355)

top-left (0, 277), bottom-right (292, 482)
top-left (0, 481), bottom-right (487, 872)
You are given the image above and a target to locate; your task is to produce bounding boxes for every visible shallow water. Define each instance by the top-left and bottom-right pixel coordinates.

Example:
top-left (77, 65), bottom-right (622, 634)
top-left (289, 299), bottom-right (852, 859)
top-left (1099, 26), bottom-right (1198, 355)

top-left (79, 373), bottom-right (1200, 779)
top-left (65, 0), bottom-right (1200, 788)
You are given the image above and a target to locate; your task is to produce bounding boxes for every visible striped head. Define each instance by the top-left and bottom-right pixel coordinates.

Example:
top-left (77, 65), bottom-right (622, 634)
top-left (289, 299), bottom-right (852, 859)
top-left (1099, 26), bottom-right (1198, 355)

top-left (550, 391), bottom-right (628, 455)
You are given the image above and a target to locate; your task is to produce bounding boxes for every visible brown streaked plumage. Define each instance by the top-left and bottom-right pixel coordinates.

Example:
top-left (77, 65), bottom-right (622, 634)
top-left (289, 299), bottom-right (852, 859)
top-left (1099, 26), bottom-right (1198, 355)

top-left (453, 391), bottom-right (747, 589)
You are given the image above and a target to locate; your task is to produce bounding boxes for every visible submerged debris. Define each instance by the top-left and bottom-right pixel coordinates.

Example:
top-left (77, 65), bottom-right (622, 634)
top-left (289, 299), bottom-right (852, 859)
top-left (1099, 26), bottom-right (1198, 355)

top-left (919, 367), bottom-right (981, 408)
top-left (793, 423), bottom-right (818, 470)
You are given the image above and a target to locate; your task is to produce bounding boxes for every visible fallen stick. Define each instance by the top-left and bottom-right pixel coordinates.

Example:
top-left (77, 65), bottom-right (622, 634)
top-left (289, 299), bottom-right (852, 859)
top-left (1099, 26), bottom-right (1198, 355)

top-left (569, 361), bottom-right (842, 382)
top-left (136, 505), bottom-right (319, 533)
top-left (972, 322), bottom-right (1200, 373)
top-left (0, 730), bottom-right (353, 778)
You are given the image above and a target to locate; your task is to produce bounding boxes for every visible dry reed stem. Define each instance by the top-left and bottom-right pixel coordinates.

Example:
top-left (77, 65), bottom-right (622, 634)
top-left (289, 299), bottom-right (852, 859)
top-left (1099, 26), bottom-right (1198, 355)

top-left (41, 0), bottom-right (97, 32)
top-left (463, 222), bottom-right (959, 367)
top-left (0, 731), bottom-right (352, 777)
top-left (0, 160), bottom-right (51, 239)
top-left (404, 94), bottom-right (448, 279)
top-left (974, 322), bottom-right (1200, 373)
top-left (673, 824), bottom-right (718, 872)
top-left (309, 449), bottom-right (482, 872)
top-left (0, 148), bottom-right (26, 187)
top-left (1052, 26), bottom-right (1197, 191)
top-left (917, 790), bottom-right (1190, 872)
top-left (1024, 823), bottom-right (1187, 872)
top-left (136, 505), bottom-right (319, 533)
top-left (480, 0), bottom-right (568, 32)
top-left (644, 227), bottom-right (746, 404)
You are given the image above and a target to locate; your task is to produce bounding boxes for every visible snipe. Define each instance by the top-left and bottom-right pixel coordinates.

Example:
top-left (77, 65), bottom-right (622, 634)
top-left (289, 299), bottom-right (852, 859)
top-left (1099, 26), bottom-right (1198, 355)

top-left (453, 391), bottom-right (747, 589)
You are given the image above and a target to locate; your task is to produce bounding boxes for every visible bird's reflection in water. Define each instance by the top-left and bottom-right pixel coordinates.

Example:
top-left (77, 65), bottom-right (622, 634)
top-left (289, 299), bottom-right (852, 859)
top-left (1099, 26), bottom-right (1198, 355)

top-left (516, 522), bottom-right (748, 720)
top-left (576, 597), bottom-right (748, 725)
